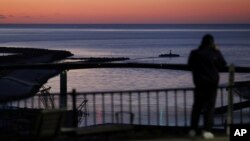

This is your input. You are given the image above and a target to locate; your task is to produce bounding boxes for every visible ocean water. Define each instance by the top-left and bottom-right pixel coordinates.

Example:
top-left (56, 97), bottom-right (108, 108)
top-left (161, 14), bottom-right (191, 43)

top-left (0, 24), bottom-right (250, 92)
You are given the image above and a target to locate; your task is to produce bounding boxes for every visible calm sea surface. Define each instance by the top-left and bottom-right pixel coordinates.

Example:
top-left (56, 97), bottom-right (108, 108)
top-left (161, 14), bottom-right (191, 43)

top-left (0, 24), bottom-right (250, 92)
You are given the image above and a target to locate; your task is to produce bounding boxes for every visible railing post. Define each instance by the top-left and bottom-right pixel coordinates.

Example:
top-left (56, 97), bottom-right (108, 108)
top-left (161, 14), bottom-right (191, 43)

top-left (72, 89), bottom-right (78, 128)
top-left (227, 64), bottom-right (235, 135)
top-left (60, 70), bottom-right (67, 109)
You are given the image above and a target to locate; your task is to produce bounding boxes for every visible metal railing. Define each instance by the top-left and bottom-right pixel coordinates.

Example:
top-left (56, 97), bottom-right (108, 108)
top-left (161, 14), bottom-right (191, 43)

top-left (1, 86), bottom-right (249, 129)
top-left (71, 87), bottom-right (250, 128)
top-left (0, 60), bottom-right (250, 141)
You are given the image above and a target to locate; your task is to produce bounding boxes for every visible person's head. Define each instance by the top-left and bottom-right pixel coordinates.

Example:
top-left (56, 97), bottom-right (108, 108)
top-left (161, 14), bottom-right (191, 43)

top-left (200, 34), bottom-right (215, 49)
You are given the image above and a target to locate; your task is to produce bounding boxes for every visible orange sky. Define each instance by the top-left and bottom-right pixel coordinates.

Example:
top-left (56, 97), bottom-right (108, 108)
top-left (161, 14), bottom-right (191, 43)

top-left (1, 0), bottom-right (250, 24)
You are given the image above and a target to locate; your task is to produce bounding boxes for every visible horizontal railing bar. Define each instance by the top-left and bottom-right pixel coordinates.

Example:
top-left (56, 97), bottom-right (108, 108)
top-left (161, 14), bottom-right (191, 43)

top-left (48, 86), bottom-right (231, 95)
top-left (71, 88), bottom-right (195, 95)
top-left (1, 62), bottom-right (250, 73)
top-left (43, 84), bottom-right (250, 96)
top-left (0, 63), bottom-right (192, 71)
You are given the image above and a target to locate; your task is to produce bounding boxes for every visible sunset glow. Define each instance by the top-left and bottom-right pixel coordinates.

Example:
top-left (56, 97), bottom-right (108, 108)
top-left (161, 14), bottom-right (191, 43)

top-left (1, 0), bottom-right (250, 24)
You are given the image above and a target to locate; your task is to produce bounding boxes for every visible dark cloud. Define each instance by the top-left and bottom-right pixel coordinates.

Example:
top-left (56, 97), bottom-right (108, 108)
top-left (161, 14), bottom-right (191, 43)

top-left (0, 15), bottom-right (7, 19)
top-left (0, 15), bottom-right (32, 19)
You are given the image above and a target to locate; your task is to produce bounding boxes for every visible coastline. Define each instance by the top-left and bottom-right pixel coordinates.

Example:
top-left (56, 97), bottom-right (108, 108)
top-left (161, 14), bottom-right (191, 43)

top-left (0, 47), bottom-right (73, 102)
top-left (0, 47), bottom-right (73, 65)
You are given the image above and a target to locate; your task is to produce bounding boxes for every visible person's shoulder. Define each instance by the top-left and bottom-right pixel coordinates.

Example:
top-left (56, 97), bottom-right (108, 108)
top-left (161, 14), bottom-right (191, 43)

top-left (190, 49), bottom-right (199, 55)
top-left (189, 49), bottom-right (199, 59)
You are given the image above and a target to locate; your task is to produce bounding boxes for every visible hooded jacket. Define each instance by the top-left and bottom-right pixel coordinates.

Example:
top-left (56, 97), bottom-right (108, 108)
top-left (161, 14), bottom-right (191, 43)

top-left (188, 47), bottom-right (227, 86)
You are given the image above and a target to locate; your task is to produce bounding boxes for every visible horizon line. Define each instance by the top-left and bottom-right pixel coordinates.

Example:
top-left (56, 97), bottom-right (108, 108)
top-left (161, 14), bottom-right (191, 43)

top-left (1, 23), bottom-right (250, 25)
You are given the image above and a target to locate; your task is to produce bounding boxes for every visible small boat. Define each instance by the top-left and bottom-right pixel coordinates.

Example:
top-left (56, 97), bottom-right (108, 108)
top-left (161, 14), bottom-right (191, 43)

top-left (159, 50), bottom-right (180, 57)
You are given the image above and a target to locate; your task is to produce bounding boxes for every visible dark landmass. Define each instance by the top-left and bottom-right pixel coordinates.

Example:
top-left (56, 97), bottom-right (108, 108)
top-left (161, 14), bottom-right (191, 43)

top-left (67, 57), bottom-right (130, 62)
top-left (0, 47), bottom-right (73, 65)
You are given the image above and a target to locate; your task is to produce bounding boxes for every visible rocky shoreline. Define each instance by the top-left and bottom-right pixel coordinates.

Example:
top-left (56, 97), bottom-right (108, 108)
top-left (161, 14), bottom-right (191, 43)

top-left (0, 47), bottom-right (73, 65)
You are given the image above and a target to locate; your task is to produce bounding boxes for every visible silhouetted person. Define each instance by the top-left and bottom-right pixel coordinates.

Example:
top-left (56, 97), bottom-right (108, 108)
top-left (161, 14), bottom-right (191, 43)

top-left (188, 34), bottom-right (226, 139)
